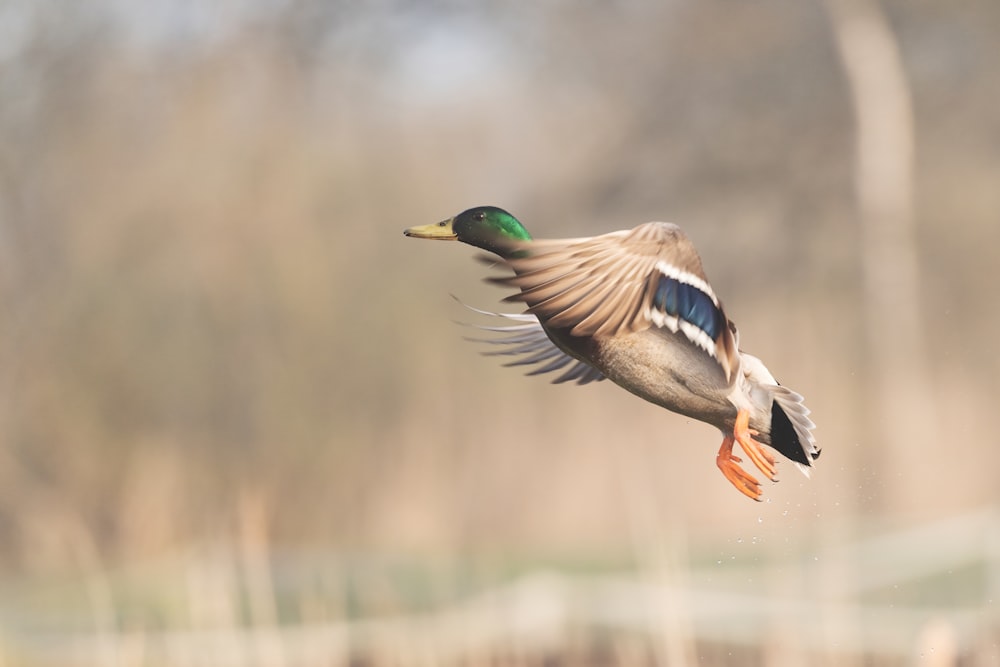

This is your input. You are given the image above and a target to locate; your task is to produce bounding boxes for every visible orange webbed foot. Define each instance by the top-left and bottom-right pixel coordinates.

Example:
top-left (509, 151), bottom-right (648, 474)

top-left (717, 434), bottom-right (763, 501)
top-left (717, 409), bottom-right (781, 501)
top-left (733, 408), bottom-right (778, 482)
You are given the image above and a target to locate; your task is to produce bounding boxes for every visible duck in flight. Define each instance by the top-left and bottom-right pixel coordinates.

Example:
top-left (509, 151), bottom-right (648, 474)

top-left (404, 206), bottom-right (819, 501)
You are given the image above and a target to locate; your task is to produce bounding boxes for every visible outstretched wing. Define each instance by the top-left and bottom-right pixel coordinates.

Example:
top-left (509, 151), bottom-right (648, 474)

top-left (493, 222), bottom-right (739, 381)
top-left (455, 300), bottom-right (605, 385)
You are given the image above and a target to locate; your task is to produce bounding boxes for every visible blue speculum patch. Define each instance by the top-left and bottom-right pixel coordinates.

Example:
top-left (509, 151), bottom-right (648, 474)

top-left (653, 275), bottom-right (724, 340)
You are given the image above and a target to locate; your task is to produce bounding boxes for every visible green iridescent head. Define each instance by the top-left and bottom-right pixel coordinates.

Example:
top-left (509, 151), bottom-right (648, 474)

top-left (403, 206), bottom-right (532, 257)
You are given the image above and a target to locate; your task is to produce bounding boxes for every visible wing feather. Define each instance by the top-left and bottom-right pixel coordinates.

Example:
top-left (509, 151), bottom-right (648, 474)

top-left (453, 299), bottom-right (606, 385)
top-left (501, 222), bottom-right (739, 381)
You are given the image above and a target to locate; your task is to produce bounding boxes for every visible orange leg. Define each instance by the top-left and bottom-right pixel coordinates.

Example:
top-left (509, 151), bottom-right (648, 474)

top-left (717, 409), bottom-right (781, 501)
top-left (716, 434), bottom-right (763, 501)
top-left (733, 409), bottom-right (778, 482)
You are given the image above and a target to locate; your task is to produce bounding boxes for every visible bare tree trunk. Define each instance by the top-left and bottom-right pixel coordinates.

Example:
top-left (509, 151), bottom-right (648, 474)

top-left (824, 0), bottom-right (935, 513)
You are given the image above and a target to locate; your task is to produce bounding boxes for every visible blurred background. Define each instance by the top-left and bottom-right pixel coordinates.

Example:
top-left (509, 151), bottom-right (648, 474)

top-left (1, 0), bottom-right (999, 664)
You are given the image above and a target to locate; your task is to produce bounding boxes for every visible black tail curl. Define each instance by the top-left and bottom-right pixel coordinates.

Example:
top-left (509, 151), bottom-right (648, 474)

top-left (770, 401), bottom-right (820, 466)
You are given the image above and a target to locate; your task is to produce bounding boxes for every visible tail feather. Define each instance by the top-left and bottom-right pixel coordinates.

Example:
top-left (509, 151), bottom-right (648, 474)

top-left (769, 386), bottom-right (819, 470)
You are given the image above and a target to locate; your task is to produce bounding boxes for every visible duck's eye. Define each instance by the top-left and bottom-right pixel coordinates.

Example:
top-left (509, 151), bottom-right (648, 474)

top-left (473, 211), bottom-right (485, 221)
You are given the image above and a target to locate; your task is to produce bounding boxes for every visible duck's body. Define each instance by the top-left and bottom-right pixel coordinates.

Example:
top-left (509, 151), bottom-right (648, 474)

top-left (404, 207), bottom-right (818, 500)
top-left (595, 327), bottom-right (736, 427)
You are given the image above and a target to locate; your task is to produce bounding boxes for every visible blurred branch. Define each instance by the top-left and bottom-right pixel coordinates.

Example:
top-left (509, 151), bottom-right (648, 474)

top-left (824, 0), bottom-right (935, 510)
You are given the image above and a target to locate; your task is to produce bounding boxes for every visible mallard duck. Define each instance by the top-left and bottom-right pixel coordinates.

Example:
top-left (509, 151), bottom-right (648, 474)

top-left (404, 206), bottom-right (818, 501)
